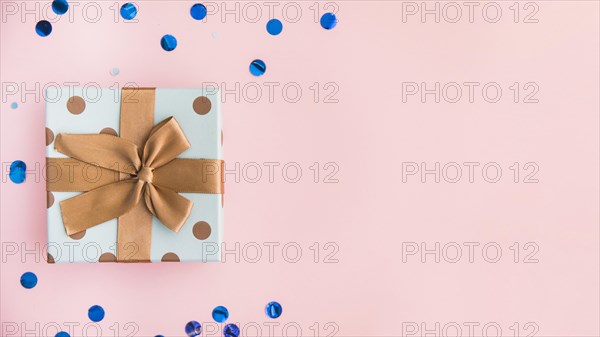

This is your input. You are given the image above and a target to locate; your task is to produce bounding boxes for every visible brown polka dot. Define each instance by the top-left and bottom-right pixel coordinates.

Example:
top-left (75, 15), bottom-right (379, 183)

top-left (193, 96), bottom-right (212, 115)
top-left (69, 230), bottom-right (86, 240)
top-left (66, 96), bottom-right (86, 115)
top-left (45, 127), bottom-right (54, 146)
top-left (47, 191), bottom-right (54, 208)
top-left (47, 253), bottom-right (55, 264)
top-left (193, 221), bottom-right (212, 240)
top-left (100, 127), bottom-right (118, 136)
top-left (99, 252), bottom-right (117, 263)
top-left (161, 252), bottom-right (180, 262)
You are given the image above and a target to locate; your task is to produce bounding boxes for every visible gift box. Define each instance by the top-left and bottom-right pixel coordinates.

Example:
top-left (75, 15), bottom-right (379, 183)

top-left (45, 88), bottom-right (223, 263)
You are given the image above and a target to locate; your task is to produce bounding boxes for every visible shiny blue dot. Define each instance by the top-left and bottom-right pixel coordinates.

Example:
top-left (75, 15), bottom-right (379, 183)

top-left (265, 301), bottom-right (282, 319)
top-left (10, 102), bottom-right (18, 109)
top-left (110, 67), bottom-right (120, 76)
top-left (223, 324), bottom-right (240, 337)
top-left (212, 305), bottom-right (229, 322)
top-left (320, 13), bottom-right (338, 30)
top-left (154, 335), bottom-right (164, 337)
top-left (120, 3), bottom-right (137, 20)
top-left (266, 19), bottom-right (283, 35)
top-left (88, 305), bottom-right (105, 322)
top-left (161, 34), bottom-right (177, 51)
top-left (55, 332), bottom-right (70, 337)
top-left (249, 59), bottom-right (266, 76)
top-left (20, 272), bottom-right (37, 289)
top-left (52, 0), bottom-right (68, 15)
top-left (190, 3), bottom-right (207, 20)
top-left (9, 160), bottom-right (26, 184)
top-left (35, 20), bottom-right (52, 37)
top-left (185, 321), bottom-right (202, 337)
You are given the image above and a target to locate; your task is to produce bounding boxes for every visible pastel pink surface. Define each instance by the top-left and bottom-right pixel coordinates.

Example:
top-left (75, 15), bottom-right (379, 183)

top-left (1, 1), bottom-right (599, 336)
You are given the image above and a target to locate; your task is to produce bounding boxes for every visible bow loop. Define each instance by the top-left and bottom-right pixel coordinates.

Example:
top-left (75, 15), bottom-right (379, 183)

top-left (142, 117), bottom-right (191, 169)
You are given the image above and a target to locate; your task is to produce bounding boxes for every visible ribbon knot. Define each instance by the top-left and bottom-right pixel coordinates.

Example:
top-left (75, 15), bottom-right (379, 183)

top-left (137, 166), bottom-right (154, 184)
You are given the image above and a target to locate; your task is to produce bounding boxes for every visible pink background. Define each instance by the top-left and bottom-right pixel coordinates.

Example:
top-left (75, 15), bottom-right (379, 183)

top-left (1, 1), bottom-right (599, 336)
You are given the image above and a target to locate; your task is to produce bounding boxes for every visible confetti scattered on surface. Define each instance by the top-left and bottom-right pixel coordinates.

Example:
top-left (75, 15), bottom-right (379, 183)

top-left (249, 59), bottom-right (266, 76)
top-left (9, 160), bottom-right (26, 184)
top-left (161, 34), bottom-right (177, 51)
top-left (35, 20), bottom-right (52, 37)
top-left (212, 305), bottom-right (229, 322)
top-left (190, 3), bottom-right (208, 20)
top-left (10, 102), bottom-right (18, 109)
top-left (120, 3), bottom-right (137, 20)
top-left (320, 13), bottom-right (338, 30)
top-left (212, 32), bottom-right (220, 39)
top-left (52, 0), bottom-right (68, 15)
top-left (266, 19), bottom-right (283, 35)
top-left (265, 301), bottom-right (283, 318)
top-left (110, 68), bottom-right (120, 76)
top-left (88, 305), bottom-right (105, 322)
top-left (55, 332), bottom-right (70, 337)
top-left (185, 321), bottom-right (202, 337)
top-left (20, 272), bottom-right (37, 289)
top-left (223, 324), bottom-right (240, 337)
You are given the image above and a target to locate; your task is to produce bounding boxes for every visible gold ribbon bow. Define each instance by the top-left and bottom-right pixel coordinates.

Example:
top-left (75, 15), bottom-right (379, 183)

top-left (46, 88), bottom-right (223, 262)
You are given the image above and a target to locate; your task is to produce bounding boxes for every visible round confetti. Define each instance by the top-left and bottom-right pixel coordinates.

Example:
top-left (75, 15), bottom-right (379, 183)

top-left (35, 20), bottom-right (52, 37)
top-left (120, 3), bottom-right (137, 20)
top-left (9, 160), bottom-right (26, 184)
top-left (10, 102), bottom-right (18, 109)
top-left (88, 305), bottom-right (105, 322)
top-left (52, 0), bottom-right (68, 15)
top-left (212, 305), bottom-right (229, 322)
top-left (266, 19), bottom-right (283, 35)
top-left (265, 301), bottom-right (283, 318)
top-left (185, 321), bottom-right (202, 337)
top-left (154, 335), bottom-right (164, 337)
top-left (190, 3), bottom-right (207, 20)
top-left (212, 31), bottom-right (220, 38)
top-left (161, 34), bottom-right (177, 52)
top-left (55, 332), bottom-right (70, 337)
top-left (320, 13), bottom-right (338, 30)
top-left (249, 59), bottom-right (266, 76)
top-left (20, 272), bottom-right (37, 289)
top-left (223, 324), bottom-right (240, 337)
top-left (110, 68), bottom-right (120, 76)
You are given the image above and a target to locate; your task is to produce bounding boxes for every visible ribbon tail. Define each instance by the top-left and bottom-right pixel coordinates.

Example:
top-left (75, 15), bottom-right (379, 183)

top-left (144, 184), bottom-right (193, 233)
top-left (60, 180), bottom-right (144, 236)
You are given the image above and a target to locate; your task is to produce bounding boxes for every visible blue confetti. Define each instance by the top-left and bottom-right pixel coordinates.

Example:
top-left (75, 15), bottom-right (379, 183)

top-left (212, 305), bottom-right (229, 323)
top-left (190, 3), bottom-right (207, 20)
top-left (110, 68), bottom-right (120, 76)
top-left (185, 321), bottom-right (202, 337)
top-left (52, 0), bottom-right (68, 15)
top-left (35, 20), bottom-right (52, 37)
top-left (20, 272), bottom-right (37, 289)
top-left (9, 160), bottom-right (26, 184)
top-left (266, 19), bottom-right (283, 35)
top-left (154, 335), bottom-right (164, 337)
top-left (265, 301), bottom-right (283, 318)
top-left (88, 305), bottom-right (105, 322)
top-left (161, 34), bottom-right (177, 52)
top-left (249, 59), bottom-right (266, 76)
top-left (120, 3), bottom-right (137, 20)
top-left (55, 332), bottom-right (70, 337)
top-left (10, 102), bottom-right (18, 109)
top-left (320, 13), bottom-right (338, 30)
top-left (224, 324), bottom-right (240, 337)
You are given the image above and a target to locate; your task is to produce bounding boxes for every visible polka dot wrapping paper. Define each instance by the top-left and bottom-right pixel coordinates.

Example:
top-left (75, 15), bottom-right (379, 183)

top-left (45, 88), bottom-right (223, 263)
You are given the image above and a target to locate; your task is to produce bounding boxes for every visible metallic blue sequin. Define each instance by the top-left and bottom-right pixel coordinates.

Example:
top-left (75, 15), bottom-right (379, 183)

top-left (20, 272), bottom-right (37, 289)
top-left (9, 160), bottom-right (26, 184)
top-left (35, 20), bottom-right (52, 37)
top-left (154, 335), bottom-right (164, 337)
top-left (265, 301), bottom-right (282, 318)
top-left (190, 4), bottom-right (207, 20)
top-left (55, 332), bottom-right (70, 337)
top-left (266, 19), bottom-right (283, 35)
top-left (120, 3), bottom-right (137, 20)
top-left (249, 59), bottom-right (266, 76)
top-left (212, 306), bottom-right (229, 322)
top-left (88, 305), bottom-right (105, 322)
top-left (161, 34), bottom-right (177, 51)
top-left (52, 0), bottom-right (68, 15)
top-left (223, 324), bottom-right (240, 337)
top-left (10, 102), bottom-right (18, 109)
top-left (185, 321), bottom-right (202, 337)
top-left (320, 13), bottom-right (338, 30)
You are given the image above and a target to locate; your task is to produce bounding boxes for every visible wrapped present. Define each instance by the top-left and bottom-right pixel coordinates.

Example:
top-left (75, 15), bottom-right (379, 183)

top-left (45, 88), bottom-right (223, 263)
